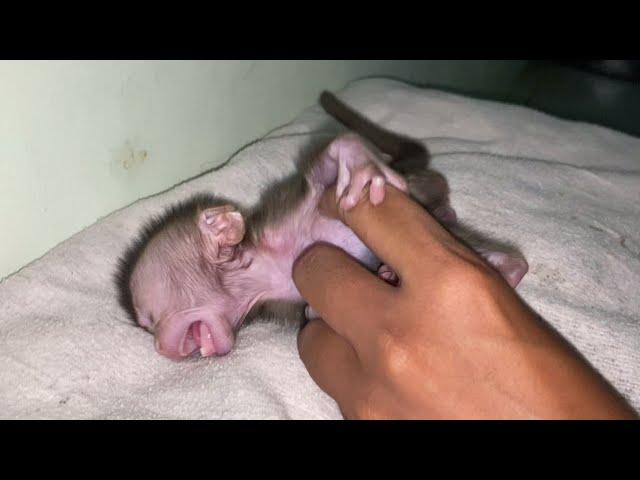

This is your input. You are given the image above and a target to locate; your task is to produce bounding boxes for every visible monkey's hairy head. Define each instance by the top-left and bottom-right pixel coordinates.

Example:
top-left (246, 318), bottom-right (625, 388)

top-left (114, 192), bottom-right (253, 360)
top-left (114, 193), bottom-right (239, 326)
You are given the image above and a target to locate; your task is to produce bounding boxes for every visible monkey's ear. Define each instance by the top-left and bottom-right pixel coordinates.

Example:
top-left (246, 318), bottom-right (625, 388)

top-left (198, 205), bottom-right (245, 250)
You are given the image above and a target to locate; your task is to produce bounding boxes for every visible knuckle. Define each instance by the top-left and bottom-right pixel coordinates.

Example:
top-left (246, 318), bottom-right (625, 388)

top-left (350, 400), bottom-right (372, 420)
top-left (452, 257), bottom-right (495, 287)
top-left (350, 386), bottom-right (383, 420)
top-left (352, 402), bottom-right (382, 420)
top-left (375, 330), bottom-right (412, 378)
top-left (436, 256), bottom-right (498, 301)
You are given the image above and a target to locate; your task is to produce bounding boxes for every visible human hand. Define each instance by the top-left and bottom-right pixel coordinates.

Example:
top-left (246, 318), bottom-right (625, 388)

top-left (293, 185), bottom-right (637, 419)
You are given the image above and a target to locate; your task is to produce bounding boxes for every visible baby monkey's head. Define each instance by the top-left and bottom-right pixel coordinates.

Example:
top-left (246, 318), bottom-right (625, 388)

top-left (115, 194), bottom-right (254, 361)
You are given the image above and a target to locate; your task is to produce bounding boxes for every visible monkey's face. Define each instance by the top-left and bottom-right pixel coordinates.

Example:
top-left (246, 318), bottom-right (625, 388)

top-left (130, 204), bottom-right (252, 361)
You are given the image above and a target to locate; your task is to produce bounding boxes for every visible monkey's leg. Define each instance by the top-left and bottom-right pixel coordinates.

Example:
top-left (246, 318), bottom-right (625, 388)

top-left (376, 225), bottom-right (528, 289)
top-left (393, 171), bottom-right (528, 288)
top-left (447, 223), bottom-right (529, 288)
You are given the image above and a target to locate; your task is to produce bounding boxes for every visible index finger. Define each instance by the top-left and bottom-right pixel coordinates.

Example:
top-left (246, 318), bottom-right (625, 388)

top-left (320, 184), bottom-right (466, 281)
top-left (293, 243), bottom-right (396, 352)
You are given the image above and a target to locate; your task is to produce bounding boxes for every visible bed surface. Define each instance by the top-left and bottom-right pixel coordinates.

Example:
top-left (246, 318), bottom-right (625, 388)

top-left (1, 78), bottom-right (639, 418)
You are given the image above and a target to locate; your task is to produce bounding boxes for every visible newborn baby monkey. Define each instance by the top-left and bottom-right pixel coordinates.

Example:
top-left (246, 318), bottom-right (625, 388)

top-left (116, 91), bottom-right (528, 361)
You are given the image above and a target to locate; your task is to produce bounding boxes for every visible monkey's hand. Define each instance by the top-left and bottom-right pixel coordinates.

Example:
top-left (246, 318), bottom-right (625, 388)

top-left (311, 133), bottom-right (408, 211)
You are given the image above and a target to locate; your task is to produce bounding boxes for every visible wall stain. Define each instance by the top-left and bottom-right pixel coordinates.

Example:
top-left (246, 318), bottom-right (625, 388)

top-left (113, 140), bottom-right (149, 171)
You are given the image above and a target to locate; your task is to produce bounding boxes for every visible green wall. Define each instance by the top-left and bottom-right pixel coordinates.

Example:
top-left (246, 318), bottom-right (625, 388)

top-left (0, 60), bottom-right (527, 280)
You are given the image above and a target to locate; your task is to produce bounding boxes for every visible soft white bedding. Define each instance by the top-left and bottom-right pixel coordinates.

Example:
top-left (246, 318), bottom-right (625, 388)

top-left (1, 78), bottom-right (638, 419)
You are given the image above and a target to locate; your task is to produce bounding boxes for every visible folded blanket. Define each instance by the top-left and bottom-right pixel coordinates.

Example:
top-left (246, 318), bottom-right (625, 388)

top-left (1, 78), bottom-right (638, 418)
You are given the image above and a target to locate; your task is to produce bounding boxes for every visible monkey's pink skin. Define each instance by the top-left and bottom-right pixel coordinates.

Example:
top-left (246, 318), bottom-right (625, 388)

top-left (133, 133), bottom-right (419, 361)
top-left (308, 132), bottom-right (406, 212)
top-left (130, 132), bottom-right (528, 362)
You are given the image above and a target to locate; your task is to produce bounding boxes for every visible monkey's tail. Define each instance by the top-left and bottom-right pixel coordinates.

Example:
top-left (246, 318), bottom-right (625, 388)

top-left (319, 90), bottom-right (429, 174)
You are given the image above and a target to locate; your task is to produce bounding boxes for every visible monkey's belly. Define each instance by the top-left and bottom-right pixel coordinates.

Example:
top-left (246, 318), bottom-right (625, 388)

top-left (257, 199), bottom-right (379, 304)
top-left (310, 215), bottom-right (378, 270)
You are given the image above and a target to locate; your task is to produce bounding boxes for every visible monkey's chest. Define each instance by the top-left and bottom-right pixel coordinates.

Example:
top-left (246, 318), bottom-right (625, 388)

top-left (309, 216), bottom-right (378, 269)
top-left (257, 209), bottom-right (378, 303)
top-left (261, 211), bottom-right (377, 269)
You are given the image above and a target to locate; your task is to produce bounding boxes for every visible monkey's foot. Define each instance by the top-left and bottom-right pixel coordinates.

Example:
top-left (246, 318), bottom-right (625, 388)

top-left (377, 264), bottom-right (399, 286)
top-left (478, 251), bottom-right (529, 288)
top-left (432, 205), bottom-right (458, 225)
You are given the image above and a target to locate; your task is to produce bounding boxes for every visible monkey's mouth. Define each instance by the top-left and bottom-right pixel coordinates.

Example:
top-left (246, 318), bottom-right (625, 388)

top-left (154, 310), bottom-right (235, 361)
top-left (182, 321), bottom-right (217, 357)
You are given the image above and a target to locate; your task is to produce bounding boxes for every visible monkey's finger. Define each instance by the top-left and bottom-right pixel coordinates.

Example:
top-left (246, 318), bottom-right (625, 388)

top-left (340, 164), bottom-right (379, 210)
top-left (380, 164), bottom-right (408, 192)
top-left (298, 318), bottom-right (365, 417)
top-left (293, 243), bottom-right (396, 350)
